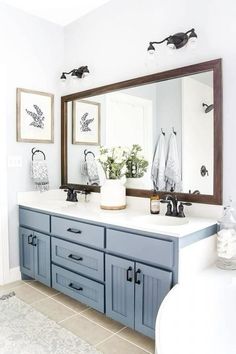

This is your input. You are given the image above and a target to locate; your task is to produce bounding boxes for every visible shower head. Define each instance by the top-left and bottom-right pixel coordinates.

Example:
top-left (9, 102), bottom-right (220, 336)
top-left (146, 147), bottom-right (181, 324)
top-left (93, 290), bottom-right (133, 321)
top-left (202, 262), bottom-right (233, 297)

top-left (202, 103), bottom-right (214, 113)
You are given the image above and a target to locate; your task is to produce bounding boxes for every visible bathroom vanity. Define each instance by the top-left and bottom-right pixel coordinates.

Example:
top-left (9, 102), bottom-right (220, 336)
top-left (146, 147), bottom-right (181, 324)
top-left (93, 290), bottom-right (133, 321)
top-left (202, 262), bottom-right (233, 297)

top-left (18, 58), bottom-right (223, 339)
top-left (18, 191), bottom-right (218, 338)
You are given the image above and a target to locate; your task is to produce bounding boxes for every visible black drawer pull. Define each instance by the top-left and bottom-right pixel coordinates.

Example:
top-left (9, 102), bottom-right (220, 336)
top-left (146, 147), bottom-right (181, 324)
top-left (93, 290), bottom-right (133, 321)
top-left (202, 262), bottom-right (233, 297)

top-left (32, 235), bottom-right (37, 247)
top-left (135, 269), bottom-right (141, 285)
top-left (126, 266), bottom-right (133, 282)
top-left (68, 283), bottom-right (83, 291)
top-left (67, 228), bottom-right (82, 234)
top-left (68, 254), bottom-right (83, 261)
top-left (28, 234), bottom-right (33, 245)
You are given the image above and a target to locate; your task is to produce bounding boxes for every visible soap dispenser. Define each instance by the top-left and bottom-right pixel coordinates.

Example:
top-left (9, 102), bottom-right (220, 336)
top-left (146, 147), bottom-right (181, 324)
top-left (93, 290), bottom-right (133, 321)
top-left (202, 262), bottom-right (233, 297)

top-left (217, 199), bottom-right (236, 270)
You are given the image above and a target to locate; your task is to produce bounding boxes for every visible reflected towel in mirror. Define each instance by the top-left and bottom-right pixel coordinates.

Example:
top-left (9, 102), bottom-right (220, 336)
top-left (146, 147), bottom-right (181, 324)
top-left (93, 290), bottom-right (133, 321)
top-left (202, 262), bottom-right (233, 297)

top-left (165, 132), bottom-right (182, 192)
top-left (87, 159), bottom-right (100, 185)
top-left (151, 133), bottom-right (166, 191)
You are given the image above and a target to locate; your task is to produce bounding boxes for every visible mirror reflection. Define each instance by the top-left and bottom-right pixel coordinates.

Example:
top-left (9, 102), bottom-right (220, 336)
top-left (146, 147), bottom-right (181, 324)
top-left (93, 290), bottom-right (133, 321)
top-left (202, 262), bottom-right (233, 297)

top-left (67, 70), bottom-right (214, 195)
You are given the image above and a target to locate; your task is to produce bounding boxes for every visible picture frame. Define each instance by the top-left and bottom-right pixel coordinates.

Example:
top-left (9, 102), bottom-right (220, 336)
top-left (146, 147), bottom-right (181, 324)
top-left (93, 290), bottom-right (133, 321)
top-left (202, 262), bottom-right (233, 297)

top-left (16, 88), bottom-right (54, 143)
top-left (72, 99), bottom-right (100, 145)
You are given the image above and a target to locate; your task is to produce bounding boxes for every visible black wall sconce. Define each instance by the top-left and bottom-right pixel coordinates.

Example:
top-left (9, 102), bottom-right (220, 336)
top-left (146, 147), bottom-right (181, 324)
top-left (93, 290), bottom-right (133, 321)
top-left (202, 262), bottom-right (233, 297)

top-left (60, 66), bottom-right (90, 81)
top-left (202, 103), bottom-right (214, 113)
top-left (147, 28), bottom-right (197, 54)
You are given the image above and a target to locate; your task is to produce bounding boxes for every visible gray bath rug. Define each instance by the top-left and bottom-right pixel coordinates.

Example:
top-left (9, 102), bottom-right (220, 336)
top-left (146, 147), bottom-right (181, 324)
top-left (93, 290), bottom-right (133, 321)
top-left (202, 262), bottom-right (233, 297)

top-left (0, 293), bottom-right (102, 354)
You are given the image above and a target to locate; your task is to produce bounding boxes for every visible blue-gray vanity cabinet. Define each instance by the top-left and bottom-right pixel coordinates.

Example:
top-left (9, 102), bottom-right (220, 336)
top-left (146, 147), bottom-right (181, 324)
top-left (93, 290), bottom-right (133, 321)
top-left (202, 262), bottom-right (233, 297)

top-left (52, 264), bottom-right (104, 312)
top-left (106, 229), bottom-right (174, 269)
top-left (51, 216), bottom-right (105, 248)
top-left (34, 231), bottom-right (51, 287)
top-left (134, 263), bottom-right (172, 338)
top-left (51, 237), bottom-right (104, 281)
top-left (105, 254), bottom-right (135, 328)
top-left (19, 208), bottom-right (50, 233)
top-left (19, 227), bottom-right (51, 287)
top-left (20, 227), bottom-right (34, 278)
top-left (105, 254), bottom-right (172, 338)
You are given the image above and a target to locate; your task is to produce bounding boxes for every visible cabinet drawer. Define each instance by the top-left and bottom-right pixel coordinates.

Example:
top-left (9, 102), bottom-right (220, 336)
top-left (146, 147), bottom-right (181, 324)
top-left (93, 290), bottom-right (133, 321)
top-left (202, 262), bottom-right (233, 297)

top-left (19, 208), bottom-right (50, 233)
top-left (51, 216), bottom-right (104, 248)
top-left (51, 237), bottom-right (104, 281)
top-left (106, 229), bottom-right (174, 268)
top-left (52, 265), bottom-right (104, 312)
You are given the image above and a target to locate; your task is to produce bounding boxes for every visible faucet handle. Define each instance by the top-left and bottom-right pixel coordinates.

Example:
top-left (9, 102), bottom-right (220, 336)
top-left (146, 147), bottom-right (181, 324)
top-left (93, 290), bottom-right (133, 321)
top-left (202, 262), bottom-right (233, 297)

top-left (178, 202), bottom-right (192, 217)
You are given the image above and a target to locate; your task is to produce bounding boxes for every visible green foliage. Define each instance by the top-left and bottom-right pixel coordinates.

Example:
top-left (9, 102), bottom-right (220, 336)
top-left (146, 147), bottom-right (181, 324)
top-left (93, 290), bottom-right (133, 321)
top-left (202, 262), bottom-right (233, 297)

top-left (126, 144), bottom-right (149, 178)
top-left (98, 144), bottom-right (148, 180)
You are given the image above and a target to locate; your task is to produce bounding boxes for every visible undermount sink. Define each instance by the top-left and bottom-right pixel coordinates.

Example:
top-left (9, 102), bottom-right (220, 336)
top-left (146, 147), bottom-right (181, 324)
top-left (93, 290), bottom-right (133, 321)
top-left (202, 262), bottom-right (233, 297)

top-left (133, 215), bottom-right (189, 227)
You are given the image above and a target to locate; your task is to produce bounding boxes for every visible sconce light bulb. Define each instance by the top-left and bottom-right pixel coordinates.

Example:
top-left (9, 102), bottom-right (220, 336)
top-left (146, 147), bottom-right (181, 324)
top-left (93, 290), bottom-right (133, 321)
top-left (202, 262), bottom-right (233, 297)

top-left (188, 30), bottom-right (198, 46)
top-left (82, 66), bottom-right (90, 77)
top-left (167, 42), bottom-right (176, 50)
top-left (60, 73), bottom-right (67, 81)
top-left (147, 43), bottom-right (155, 54)
top-left (71, 71), bottom-right (78, 79)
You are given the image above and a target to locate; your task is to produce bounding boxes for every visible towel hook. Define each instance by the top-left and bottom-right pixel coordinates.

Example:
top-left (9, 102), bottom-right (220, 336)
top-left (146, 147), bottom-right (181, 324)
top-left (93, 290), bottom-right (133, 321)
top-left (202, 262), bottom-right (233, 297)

top-left (31, 147), bottom-right (46, 161)
top-left (172, 127), bottom-right (177, 135)
top-left (161, 128), bottom-right (165, 136)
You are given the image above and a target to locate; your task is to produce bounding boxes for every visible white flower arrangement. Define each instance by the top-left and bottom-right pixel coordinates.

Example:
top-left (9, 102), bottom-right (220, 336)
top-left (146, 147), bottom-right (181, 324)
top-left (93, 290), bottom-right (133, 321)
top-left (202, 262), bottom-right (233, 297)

top-left (98, 145), bottom-right (148, 180)
top-left (98, 146), bottom-right (129, 179)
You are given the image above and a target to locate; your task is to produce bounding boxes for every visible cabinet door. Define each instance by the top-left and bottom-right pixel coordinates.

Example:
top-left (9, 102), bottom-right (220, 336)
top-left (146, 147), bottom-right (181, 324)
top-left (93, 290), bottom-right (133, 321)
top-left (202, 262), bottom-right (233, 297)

top-left (19, 227), bottom-right (34, 278)
top-left (106, 255), bottom-right (135, 328)
top-left (33, 232), bottom-right (51, 287)
top-left (135, 263), bottom-right (172, 338)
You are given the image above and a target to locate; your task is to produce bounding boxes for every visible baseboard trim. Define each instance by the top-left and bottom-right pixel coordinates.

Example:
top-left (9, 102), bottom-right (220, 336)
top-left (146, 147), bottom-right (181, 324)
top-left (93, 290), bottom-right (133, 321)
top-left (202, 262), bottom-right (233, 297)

top-left (7, 266), bottom-right (22, 283)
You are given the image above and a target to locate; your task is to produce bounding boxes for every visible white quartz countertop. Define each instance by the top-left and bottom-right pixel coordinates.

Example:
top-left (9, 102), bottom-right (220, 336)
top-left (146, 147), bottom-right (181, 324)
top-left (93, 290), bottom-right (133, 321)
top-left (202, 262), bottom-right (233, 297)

top-left (18, 190), bottom-right (218, 238)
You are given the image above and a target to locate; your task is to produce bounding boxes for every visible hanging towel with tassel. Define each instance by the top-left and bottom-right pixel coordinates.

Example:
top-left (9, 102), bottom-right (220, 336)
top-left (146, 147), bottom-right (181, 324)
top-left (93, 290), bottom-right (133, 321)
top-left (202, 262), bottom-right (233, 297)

top-left (151, 133), bottom-right (166, 191)
top-left (87, 159), bottom-right (100, 185)
top-left (31, 160), bottom-right (49, 192)
top-left (165, 132), bottom-right (182, 192)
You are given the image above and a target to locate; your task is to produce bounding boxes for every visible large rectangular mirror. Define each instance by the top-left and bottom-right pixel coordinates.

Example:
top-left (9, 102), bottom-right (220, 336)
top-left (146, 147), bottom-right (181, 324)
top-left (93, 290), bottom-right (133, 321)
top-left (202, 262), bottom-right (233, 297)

top-left (61, 59), bottom-right (222, 204)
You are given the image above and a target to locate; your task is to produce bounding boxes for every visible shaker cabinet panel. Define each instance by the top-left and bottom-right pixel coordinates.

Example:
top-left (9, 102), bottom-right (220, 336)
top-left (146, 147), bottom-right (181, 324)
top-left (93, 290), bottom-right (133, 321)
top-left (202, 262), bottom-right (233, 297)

top-left (19, 208), bottom-right (50, 233)
top-left (19, 227), bottom-right (34, 278)
top-left (52, 265), bottom-right (104, 312)
top-left (51, 216), bottom-right (105, 248)
top-left (105, 254), bottom-right (135, 328)
top-left (134, 263), bottom-right (172, 338)
top-left (106, 229), bottom-right (174, 268)
top-left (51, 237), bottom-right (104, 281)
top-left (34, 232), bottom-right (51, 287)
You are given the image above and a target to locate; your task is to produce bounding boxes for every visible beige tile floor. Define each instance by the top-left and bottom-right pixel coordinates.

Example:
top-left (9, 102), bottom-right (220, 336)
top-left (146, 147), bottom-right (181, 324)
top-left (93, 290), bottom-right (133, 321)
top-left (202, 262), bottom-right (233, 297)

top-left (0, 280), bottom-right (155, 354)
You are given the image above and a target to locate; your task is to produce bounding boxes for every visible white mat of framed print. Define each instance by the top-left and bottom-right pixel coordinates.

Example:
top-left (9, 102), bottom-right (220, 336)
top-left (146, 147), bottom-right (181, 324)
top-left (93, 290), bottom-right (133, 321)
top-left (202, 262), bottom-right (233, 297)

top-left (73, 100), bottom-right (100, 145)
top-left (17, 88), bottom-right (54, 143)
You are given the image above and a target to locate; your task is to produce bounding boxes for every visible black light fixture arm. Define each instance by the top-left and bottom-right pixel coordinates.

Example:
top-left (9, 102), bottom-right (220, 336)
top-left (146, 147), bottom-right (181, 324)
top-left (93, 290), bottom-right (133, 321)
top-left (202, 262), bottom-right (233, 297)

top-left (149, 36), bottom-right (171, 46)
top-left (61, 69), bottom-right (76, 76)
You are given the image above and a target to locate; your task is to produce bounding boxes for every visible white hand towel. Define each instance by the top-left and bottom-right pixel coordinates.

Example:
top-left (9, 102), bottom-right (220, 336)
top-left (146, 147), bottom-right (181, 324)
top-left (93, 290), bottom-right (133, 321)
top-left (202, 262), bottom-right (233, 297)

top-left (31, 160), bottom-right (49, 192)
top-left (165, 132), bottom-right (182, 192)
top-left (151, 133), bottom-right (166, 191)
top-left (87, 159), bottom-right (100, 186)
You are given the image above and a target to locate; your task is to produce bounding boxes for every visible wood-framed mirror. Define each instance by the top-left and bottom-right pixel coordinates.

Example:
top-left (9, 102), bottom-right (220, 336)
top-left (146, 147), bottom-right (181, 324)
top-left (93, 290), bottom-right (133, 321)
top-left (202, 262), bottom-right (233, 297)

top-left (61, 59), bottom-right (222, 204)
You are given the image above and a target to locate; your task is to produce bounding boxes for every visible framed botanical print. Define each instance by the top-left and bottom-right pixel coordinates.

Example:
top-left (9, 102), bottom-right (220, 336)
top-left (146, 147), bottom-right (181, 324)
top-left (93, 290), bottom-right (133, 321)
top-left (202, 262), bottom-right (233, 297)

top-left (72, 99), bottom-right (100, 145)
top-left (16, 88), bottom-right (54, 143)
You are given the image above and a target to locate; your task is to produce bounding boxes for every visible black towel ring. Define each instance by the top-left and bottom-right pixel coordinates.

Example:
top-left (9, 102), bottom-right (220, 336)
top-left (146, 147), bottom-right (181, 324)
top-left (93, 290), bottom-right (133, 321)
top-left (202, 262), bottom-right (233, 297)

top-left (172, 127), bottom-right (177, 135)
top-left (31, 147), bottom-right (46, 161)
top-left (84, 149), bottom-right (95, 161)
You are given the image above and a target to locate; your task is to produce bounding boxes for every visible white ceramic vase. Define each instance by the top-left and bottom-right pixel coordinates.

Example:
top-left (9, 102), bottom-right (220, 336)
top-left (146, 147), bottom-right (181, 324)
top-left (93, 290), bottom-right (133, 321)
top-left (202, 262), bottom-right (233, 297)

top-left (100, 179), bottom-right (126, 210)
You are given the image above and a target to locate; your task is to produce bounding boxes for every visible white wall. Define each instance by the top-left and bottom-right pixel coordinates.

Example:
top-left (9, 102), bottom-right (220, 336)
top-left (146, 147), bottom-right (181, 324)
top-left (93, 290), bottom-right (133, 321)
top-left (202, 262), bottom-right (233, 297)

top-left (0, 4), bottom-right (64, 268)
top-left (1, 0), bottom-right (236, 271)
top-left (64, 0), bottom-right (236, 206)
